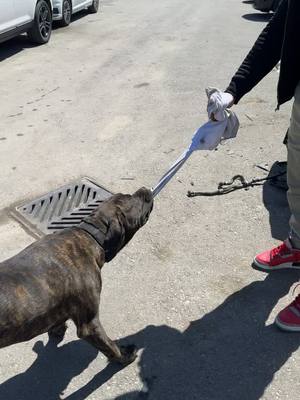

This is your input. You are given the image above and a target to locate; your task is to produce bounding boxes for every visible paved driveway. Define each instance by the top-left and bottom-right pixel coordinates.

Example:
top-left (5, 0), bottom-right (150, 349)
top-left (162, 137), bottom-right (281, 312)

top-left (0, 1), bottom-right (298, 399)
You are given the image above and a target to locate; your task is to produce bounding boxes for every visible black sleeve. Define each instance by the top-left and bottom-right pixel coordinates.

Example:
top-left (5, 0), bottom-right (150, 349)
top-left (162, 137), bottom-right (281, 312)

top-left (226, 0), bottom-right (288, 103)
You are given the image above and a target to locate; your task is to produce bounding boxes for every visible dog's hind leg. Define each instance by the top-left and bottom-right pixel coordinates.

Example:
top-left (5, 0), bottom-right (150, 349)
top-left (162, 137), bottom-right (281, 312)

top-left (76, 317), bottom-right (137, 366)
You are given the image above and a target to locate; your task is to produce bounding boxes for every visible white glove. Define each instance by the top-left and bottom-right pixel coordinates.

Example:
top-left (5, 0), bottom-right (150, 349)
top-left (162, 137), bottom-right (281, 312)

top-left (206, 87), bottom-right (234, 121)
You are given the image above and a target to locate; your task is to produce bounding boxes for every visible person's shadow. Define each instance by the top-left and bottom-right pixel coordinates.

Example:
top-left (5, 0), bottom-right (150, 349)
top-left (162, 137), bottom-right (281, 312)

top-left (107, 272), bottom-right (300, 400)
top-left (262, 161), bottom-right (290, 241)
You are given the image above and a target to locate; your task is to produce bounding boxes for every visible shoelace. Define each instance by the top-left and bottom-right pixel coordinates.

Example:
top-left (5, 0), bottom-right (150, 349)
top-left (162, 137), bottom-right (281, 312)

top-left (288, 284), bottom-right (300, 311)
top-left (291, 293), bottom-right (300, 310)
top-left (271, 242), bottom-right (290, 259)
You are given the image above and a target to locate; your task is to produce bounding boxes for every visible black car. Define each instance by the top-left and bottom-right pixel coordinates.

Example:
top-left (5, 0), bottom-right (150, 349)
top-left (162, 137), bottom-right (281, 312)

top-left (253, 0), bottom-right (282, 12)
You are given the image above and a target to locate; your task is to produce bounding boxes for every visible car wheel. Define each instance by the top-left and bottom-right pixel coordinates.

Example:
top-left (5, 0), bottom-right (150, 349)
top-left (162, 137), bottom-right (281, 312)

top-left (88, 0), bottom-right (99, 14)
top-left (60, 0), bottom-right (72, 26)
top-left (27, 0), bottom-right (52, 44)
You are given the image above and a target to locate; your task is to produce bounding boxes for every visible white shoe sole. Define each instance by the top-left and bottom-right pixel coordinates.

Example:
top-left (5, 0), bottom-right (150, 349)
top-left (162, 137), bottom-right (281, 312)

top-left (253, 258), bottom-right (300, 272)
top-left (275, 317), bottom-right (300, 332)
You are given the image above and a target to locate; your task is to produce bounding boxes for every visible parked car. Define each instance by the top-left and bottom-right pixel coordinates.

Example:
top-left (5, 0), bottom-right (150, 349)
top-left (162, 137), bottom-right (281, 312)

top-left (0, 0), bottom-right (53, 45)
top-left (253, 0), bottom-right (282, 12)
top-left (52, 0), bottom-right (99, 26)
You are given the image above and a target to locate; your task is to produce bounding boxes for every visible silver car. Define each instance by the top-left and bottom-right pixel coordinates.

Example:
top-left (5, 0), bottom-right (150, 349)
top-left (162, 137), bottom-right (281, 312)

top-left (0, 0), bottom-right (53, 44)
top-left (52, 0), bottom-right (99, 26)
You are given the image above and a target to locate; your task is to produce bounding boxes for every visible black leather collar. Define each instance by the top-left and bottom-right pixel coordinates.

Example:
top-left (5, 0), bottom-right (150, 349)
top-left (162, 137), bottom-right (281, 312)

top-left (77, 220), bottom-right (106, 249)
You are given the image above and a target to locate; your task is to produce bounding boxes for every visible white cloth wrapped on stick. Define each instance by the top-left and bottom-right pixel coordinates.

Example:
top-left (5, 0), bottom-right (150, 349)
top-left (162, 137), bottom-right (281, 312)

top-left (152, 96), bottom-right (239, 197)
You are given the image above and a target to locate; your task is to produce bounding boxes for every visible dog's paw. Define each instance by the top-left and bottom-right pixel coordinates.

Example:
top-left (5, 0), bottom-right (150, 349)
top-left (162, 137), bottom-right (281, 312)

top-left (118, 344), bottom-right (138, 366)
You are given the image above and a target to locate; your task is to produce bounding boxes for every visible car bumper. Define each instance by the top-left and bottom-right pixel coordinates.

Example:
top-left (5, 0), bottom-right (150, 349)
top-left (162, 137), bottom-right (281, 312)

top-left (52, 1), bottom-right (62, 20)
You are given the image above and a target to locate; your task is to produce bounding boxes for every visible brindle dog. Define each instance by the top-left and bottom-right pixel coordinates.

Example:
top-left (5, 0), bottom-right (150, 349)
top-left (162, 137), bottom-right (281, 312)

top-left (0, 187), bottom-right (153, 365)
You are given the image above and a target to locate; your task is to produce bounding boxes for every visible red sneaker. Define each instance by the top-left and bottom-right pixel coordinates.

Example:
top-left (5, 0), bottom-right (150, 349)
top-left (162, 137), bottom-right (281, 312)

top-left (276, 295), bottom-right (300, 332)
top-left (253, 239), bottom-right (300, 271)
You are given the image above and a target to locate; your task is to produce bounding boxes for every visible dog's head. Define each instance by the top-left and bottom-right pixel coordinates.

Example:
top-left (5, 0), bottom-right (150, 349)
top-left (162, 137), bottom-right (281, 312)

top-left (87, 187), bottom-right (153, 262)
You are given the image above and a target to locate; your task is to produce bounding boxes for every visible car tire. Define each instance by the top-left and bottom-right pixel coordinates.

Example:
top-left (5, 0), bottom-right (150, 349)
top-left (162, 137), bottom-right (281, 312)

top-left (88, 0), bottom-right (99, 14)
top-left (27, 0), bottom-right (52, 44)
top-left (59, 0), bottom-right (72, 26)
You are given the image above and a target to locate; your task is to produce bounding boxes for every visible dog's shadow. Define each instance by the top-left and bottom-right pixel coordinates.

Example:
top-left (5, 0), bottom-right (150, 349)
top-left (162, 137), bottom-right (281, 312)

top-left (0, 338), bottom-right (121, 400)
top-left (1, 272), bottom-right (300, 400)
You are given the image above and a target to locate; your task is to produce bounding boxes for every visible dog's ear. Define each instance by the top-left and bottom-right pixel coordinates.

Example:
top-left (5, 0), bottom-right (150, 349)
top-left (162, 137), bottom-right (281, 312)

top-left (104, 210), bottom-right (126, 262)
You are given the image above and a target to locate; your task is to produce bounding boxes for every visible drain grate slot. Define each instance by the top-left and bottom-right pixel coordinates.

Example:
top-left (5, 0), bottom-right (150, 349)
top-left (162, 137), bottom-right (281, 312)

top-left (11, 178), bottom-right (112, 237)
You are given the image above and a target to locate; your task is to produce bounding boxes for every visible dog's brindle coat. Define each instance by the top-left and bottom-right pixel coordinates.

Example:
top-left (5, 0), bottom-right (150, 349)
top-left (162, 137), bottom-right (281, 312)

top-left (0, 187), bottom-right (153, 365)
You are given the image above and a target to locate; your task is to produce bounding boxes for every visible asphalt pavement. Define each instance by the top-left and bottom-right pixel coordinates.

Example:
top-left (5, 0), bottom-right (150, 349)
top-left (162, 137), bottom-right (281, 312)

top-left (0, 0), bottom-right (299, 399)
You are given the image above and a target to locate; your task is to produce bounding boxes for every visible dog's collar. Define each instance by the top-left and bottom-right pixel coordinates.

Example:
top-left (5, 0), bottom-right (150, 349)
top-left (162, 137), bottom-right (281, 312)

top-left (77, 221), bottom-right (106, 250)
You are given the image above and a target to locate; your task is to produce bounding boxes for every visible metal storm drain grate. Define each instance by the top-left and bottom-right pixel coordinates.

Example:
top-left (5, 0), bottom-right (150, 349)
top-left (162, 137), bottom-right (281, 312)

top-left (11, 178), bottom-right (112, 237)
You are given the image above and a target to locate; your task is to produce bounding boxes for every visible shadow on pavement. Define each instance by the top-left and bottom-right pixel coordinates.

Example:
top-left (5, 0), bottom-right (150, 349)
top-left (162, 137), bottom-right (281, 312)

top-left (0, 273), bottom-right (299, 399)
top-left (70, 10), bottom-right (90, 24)
top-left (52, 10), bottom-right (91, 31)
top-left (0, 339), bottom-right (100, 400)
top-left (0, 35), bottom-right (35, 62)
top-left (110, 272), bottom-right (300, 400)
top-left (242, 13), bottom-right (272, 22)
top-left (262, 162), bottom-right (290, 241)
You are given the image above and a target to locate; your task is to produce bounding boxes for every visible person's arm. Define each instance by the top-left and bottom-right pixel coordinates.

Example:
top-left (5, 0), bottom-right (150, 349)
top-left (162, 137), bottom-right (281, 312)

top-left (226, 0), bottom-right (288, 103)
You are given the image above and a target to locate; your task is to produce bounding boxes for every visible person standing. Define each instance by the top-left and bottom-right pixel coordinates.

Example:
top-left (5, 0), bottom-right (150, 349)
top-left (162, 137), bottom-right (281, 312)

top-left (207, 0), bottom-right (300, 331)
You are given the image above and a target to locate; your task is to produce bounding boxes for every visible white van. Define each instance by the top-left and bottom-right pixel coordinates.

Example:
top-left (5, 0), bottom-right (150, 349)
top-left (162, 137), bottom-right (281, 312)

top-left (52, 0), bottom-right (99, 26)
top-left (0, 0), bottom-right (53, 44)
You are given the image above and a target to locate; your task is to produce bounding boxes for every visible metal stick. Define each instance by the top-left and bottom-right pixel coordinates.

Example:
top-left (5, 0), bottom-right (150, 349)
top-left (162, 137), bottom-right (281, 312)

top-left (151, 150), bottom-right (192, 197)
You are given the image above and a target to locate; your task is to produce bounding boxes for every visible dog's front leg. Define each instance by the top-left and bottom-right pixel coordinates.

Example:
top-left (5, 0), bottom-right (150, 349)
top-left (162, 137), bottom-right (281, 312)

top-left (48, 322), bottom-right (67, 339)
top-left (76, 317), bottom-right (137, 366)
